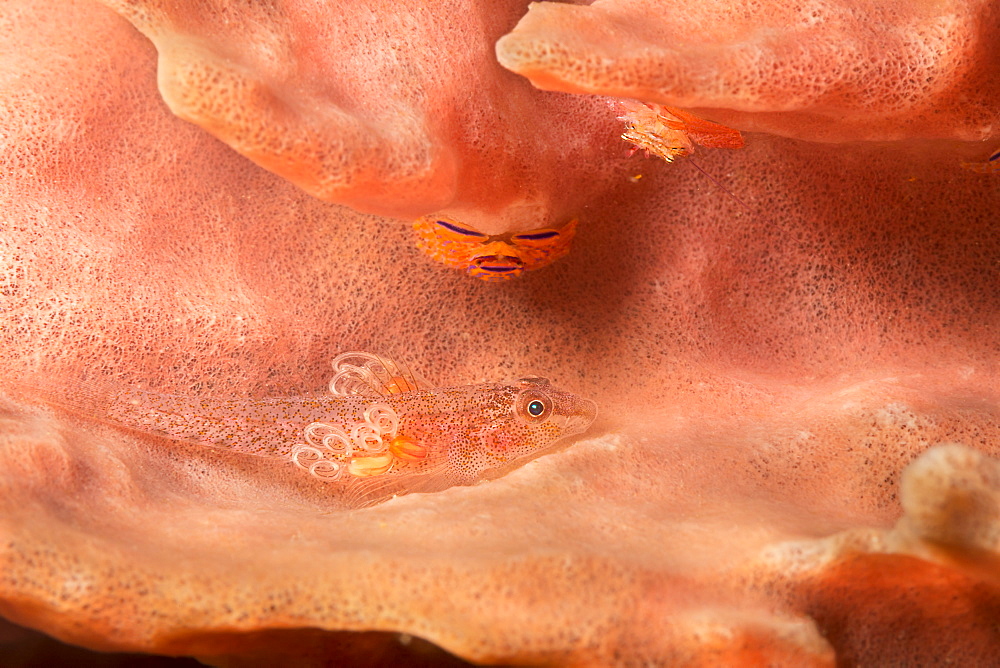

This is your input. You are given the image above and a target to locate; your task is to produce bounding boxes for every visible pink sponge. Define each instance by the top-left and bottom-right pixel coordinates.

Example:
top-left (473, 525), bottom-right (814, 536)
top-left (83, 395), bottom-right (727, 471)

top-left (97, 0), bottom-right (624, 224)
top-left (496, 0), bottom-right (1000, 142)
top-left (2, 0), bottom-right (1000, 665)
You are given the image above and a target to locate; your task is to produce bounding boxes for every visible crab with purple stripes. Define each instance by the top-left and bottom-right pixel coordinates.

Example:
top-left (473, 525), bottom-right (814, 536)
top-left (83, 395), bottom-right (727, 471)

top-left (413, 215), bottom-right (577, 281)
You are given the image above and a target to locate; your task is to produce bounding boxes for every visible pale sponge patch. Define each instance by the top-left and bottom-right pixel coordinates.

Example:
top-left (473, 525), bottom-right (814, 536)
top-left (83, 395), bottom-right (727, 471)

top-left (758, 443), bottom-right (1000, 577)
top-left (496, 0), bottom-right (1000, 142)
top-left (894, 443), bottom-right (1000, 582)
top-left (744, 444), bottom-right (1000, 666)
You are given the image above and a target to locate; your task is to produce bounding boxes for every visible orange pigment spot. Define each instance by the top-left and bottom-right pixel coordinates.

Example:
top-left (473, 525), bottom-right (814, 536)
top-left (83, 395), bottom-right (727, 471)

top-left (348, 453), bottom-right (394, 477)
top-left (389, 436), bottom-right (428, 462)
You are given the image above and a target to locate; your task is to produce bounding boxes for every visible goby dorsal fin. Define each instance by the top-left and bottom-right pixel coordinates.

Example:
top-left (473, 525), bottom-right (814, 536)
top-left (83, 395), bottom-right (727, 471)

top-left (328, 352), bottom-right (428, 399)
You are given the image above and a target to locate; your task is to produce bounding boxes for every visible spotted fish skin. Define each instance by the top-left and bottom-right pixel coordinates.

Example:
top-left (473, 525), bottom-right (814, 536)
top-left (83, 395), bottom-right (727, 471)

top-left (44, 353), bottom-right (597, 507)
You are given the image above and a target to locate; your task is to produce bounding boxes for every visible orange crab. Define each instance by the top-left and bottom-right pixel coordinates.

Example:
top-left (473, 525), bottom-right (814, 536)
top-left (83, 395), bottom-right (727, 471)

top-left (412, 215), bottom-right (577, 282)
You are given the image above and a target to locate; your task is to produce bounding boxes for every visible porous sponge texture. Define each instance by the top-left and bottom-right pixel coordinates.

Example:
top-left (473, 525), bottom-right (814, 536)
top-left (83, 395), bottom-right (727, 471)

top-left (3, 0), bottom-right (1000, 666)
top-left (95, 0), bottom-right (624, 222)
top-left (497, 0), bottom-right (1000, 142)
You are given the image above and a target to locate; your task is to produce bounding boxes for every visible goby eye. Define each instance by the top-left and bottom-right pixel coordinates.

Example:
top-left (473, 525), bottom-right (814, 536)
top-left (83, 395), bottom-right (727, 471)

top-left (516, 389), bottom-right (552, 423)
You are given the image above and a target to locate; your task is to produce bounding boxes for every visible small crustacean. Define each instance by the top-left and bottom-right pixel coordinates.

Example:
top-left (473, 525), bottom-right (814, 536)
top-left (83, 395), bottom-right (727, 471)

top-left (960, 148), bottom-right (1000, 174)
top-left (412, 215), bottom-right (577, 281)
top-left (618, 99), bottom-right (753, 213)
top-left (618, 100), bottom-right (745, 163)
top-left (34, 353), bottom-right (597, 508)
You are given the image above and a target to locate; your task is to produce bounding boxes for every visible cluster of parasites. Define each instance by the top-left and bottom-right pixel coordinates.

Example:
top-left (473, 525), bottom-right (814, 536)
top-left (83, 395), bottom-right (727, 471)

top-left (289, 403), bottom-right (424, 480)
top-left (289, 354), bottom-right (429, 481)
